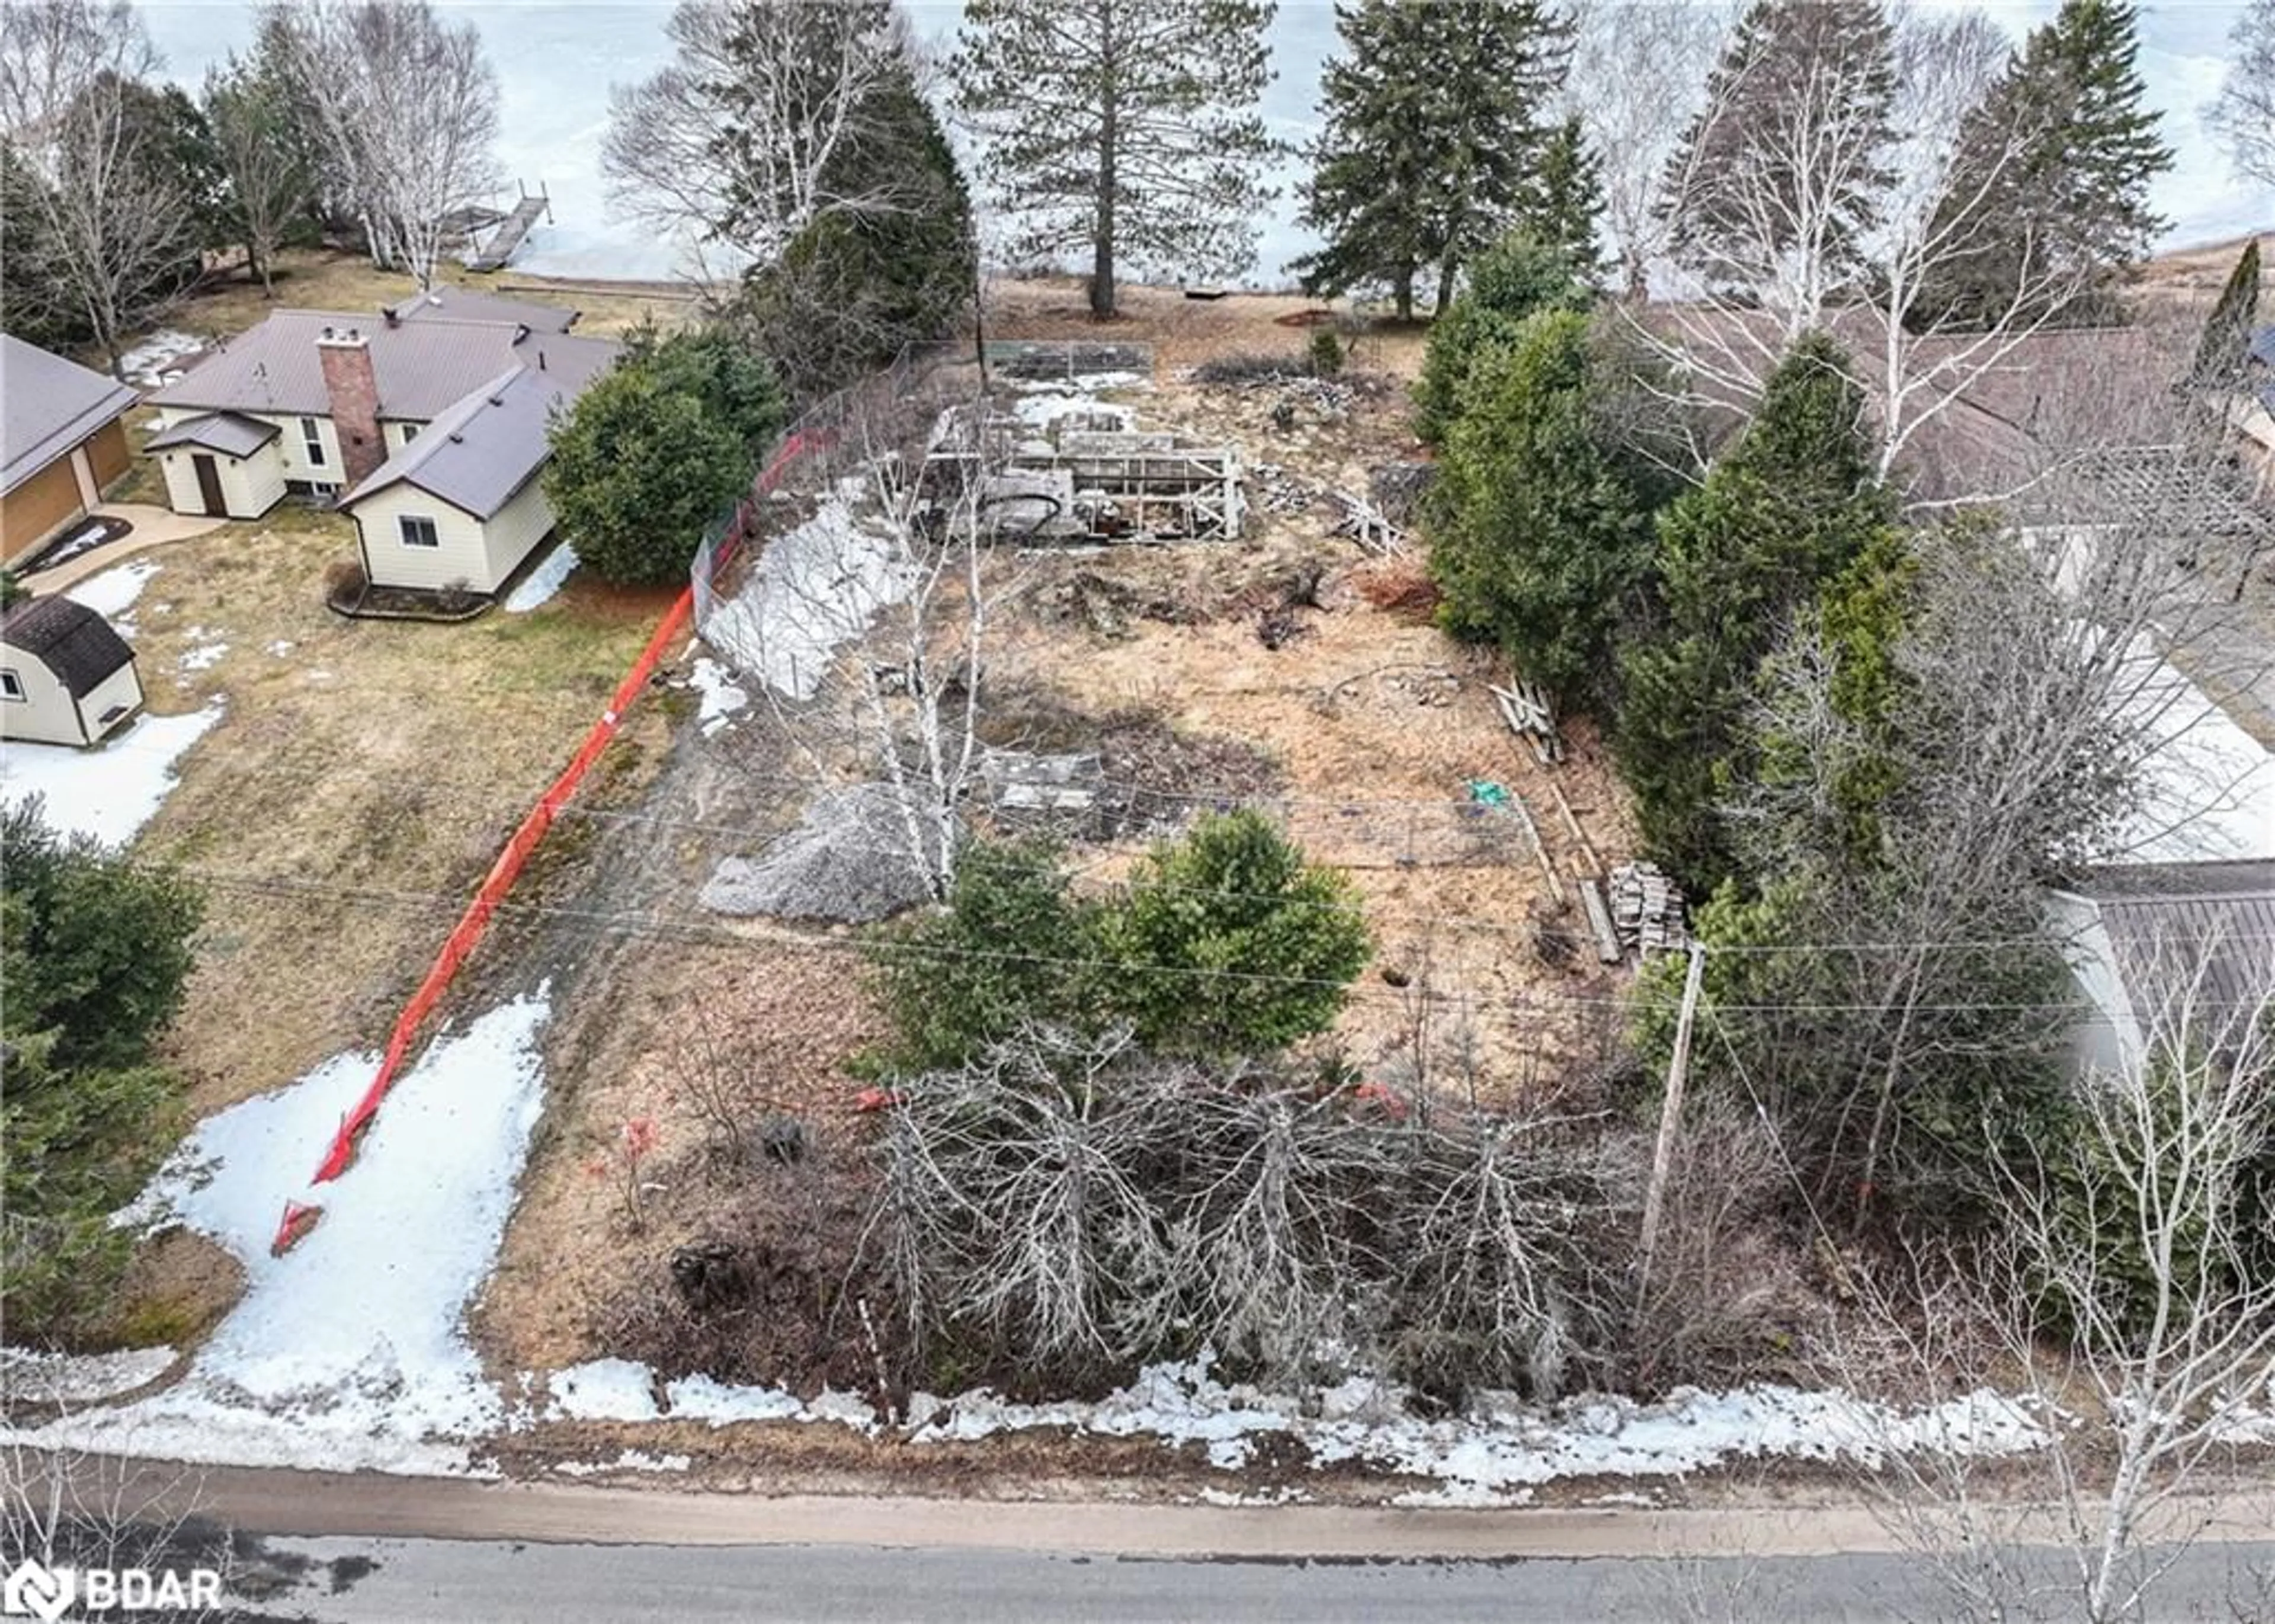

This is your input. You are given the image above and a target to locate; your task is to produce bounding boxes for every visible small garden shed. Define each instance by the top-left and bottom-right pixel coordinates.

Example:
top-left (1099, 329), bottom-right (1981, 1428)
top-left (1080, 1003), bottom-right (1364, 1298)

top-left (0, 595), bottom-right (143, 747)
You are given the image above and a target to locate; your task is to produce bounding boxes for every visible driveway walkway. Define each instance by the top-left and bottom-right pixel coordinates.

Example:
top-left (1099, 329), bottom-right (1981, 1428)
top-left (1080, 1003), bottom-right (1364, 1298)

top-left (18, 502), bottom-right (226, 594)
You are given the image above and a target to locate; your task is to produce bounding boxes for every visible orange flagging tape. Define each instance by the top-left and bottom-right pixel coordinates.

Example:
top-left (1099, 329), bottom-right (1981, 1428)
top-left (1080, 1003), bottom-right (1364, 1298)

top-left (275, 435), bottom-right (817, 1253)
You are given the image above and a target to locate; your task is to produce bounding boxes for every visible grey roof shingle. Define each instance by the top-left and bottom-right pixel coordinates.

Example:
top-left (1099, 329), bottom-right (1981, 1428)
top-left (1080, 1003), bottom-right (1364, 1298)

top-left (1, 335), bottom-right (139, 494)
top-left (148, 310), bottom-right (617, 423)
top-left (385, 287), bottom-right (578, 333)
top-left (1, 595), bottom-right (135, 697)
top-left (143, 411), bottom-right (281, 457)
top-left (339, 339), bottom-right (620, 519)
top-left (2250, 325), bottom-right (2275, 369)
top-left (2067, 861), bottom-right (2275, 1037)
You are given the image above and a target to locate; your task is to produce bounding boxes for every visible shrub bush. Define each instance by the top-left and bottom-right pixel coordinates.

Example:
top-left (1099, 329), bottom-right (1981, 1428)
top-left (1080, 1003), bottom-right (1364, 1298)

top-left (1306, 328), bottom-right (1345, 377)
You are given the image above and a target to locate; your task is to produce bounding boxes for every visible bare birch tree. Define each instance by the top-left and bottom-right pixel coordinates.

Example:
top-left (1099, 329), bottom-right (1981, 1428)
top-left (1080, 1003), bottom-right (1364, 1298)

top-left (1832, 960), bottom-right (2275, 1624)
top-left (259, 0), bottom-right (499, 289)
top-left (601, 0), bottom-right (925, 284)
top-left (1564, 2), bottom-right (1731, 303)
top-left (2209, 0), bottom-right (2275, 188)
top-left (1, 2), bottom-right (201, 372)
top-left (1, 1431), bottom-right (236, 1619)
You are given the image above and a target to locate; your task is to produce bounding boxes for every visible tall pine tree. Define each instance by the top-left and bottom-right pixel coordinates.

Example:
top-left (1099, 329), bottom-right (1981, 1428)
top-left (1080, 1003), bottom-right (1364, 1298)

top-left (1293, 0), bottom-right (1571, 320)
top-left (953, 0), bottom-right (1277, 318)
top-left (1658, 0), bottom-right (1895, 325)
top-left (1526, 114), bottom-right (1606, 285)
top-left (1912, 0), bottom-right (2172, 331)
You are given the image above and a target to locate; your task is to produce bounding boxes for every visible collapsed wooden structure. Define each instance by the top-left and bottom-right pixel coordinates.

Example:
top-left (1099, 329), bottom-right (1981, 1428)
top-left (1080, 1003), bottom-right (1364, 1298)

top-left (928, 401), bottom-right (1247, 545)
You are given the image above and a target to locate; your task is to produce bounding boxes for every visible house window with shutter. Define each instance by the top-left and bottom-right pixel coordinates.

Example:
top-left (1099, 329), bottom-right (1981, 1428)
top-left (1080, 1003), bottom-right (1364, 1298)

top-left (399, 515), bottom-right (441, 549)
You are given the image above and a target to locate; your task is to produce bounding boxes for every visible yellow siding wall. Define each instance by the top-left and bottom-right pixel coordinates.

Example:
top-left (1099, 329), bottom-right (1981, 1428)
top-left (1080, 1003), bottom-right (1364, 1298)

top-left (356, 477), bottom-right (557, 595)
top-left (355, 488), bottom-right (491, 592)
top-left (155, 443), bottom-right (286, 519)
top-left (0, 642), bottom-right (140, 745)
top-left (383, 420), bottom-right (431, 453)
top-left (153, 408), bottom-right (343, 488)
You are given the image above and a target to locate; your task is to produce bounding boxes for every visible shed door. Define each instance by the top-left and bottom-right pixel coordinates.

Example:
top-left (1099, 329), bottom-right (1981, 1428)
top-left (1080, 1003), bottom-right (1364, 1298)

top-left (192, 454), bottom-right (225, 516)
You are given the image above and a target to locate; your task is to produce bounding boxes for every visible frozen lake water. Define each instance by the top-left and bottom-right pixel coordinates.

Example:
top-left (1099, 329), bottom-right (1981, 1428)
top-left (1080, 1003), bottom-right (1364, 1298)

top-left (141, 1), bottom-right (2270, 287)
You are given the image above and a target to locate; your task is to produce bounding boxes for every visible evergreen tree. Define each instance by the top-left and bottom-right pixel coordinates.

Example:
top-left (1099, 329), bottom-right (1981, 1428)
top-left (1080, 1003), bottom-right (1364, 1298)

top-left (1658, 0), bottom-right (1896, 315)
top-left (1914, 0), bottom-right (2172, 330)
top-left (1293, 0), bottom-right (1571, 321)
top-left (2187, 241), bottom-right (2261, 393)
top-left (1614, 332), bottom-right (1894, 889)
top-left (953, 0), bottom-right (1278, 318)
top-left (203, 50), bottom-right (318, 296)
top-left (1409, 230), bottom-right (1590, 444)
top-left (733, 62), bottom-right (973, 401)
top-left (1427, 308), bottom-right (1680, 709)
top-left (1524, 114), bottom-right (1606, 286)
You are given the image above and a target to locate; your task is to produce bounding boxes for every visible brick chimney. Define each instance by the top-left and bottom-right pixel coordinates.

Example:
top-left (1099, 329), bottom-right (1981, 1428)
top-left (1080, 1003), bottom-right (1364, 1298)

top-left (317, 325), bottom-right (384, 486)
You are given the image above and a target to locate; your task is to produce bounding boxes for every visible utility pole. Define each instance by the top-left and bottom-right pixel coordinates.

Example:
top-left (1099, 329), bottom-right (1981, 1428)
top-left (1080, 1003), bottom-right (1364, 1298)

top-left (1638, 943), bottom-right (1706, 1299)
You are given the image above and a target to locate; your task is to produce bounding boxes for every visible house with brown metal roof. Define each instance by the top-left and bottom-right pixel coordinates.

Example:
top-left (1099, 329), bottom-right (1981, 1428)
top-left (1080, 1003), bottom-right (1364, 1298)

top-left (0, 335), bottom-right (139, 568)
top-left (143, 290), bottom-right (619, 597)
top-left (0, 594), bottom-right (142, 747)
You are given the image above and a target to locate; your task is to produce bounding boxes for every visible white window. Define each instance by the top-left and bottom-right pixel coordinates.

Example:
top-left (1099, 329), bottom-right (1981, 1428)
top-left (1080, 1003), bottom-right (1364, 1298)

top-left (300, 416), bottom-right (326, 467)
top-left (0, 670), bottom-right (21, 701)
top-left (399, 515), bottom-right (441, 549)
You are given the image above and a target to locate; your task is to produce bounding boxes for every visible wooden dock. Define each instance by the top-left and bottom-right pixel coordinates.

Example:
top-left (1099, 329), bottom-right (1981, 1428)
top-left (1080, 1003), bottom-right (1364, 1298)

top-left (467, 181), bottom-right (552, 273)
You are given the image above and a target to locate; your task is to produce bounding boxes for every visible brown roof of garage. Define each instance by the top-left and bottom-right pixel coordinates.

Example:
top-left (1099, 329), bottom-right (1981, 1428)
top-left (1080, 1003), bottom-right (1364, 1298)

top-left (1, 335), bottom-right (139, 495)
top-left (0, 594), bottom-right (136, 697)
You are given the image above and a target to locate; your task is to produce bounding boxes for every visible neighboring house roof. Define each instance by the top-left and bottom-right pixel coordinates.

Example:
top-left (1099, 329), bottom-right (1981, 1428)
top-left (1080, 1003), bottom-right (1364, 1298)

top-left (148, 309), bottom-right (619, 422)
top-left (1, 594), bottom-right (136, 697)
top-left (339, 343), bottom-right (620, 520)
top-left (1, 334), bottom-right (139, 494)
top-left (2057, 861), bottom-right (2275, 1047)
top-left (2249, 325), bottom-right (2275, 369)
top-left (144, 411), bottom-right (281, 457)
top-left (384, 287), bottom-right (578, 334)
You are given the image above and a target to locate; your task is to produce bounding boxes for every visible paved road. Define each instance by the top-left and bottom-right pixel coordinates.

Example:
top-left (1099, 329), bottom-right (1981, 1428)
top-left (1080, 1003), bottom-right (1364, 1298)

top-left (246, 1534), bottom-right (2275, 1622)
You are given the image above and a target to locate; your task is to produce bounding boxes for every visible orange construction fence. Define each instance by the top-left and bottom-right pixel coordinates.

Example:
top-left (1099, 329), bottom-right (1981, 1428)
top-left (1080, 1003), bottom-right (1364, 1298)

top-left (280, 437), bottom-right (814, 1245)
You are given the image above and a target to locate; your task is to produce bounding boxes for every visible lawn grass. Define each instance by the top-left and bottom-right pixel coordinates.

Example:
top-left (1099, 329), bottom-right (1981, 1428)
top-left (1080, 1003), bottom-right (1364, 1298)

top-left (116, 513), bottom-right (671, 1115)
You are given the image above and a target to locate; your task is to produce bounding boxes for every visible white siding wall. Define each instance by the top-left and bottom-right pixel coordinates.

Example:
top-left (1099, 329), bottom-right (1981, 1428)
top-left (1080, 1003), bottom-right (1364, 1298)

top-left (0, 647), bottom-right (139, 745)
top-left (476, 479), bottom-right (557, 592)
top-left (73, 661), bottom-right (143, 740)
top-left (155, 442), bottom-right (286, 519)
top-left (354, 488), bottom-right (491, 592)
top-left (0, 643), bottom-right (88, 744)
top-left (150, 407), bottom-right (342, 487)
top-left (382, 420), bottom-right (431, 453)
top-left (355, 478), bottom-right (557, 595)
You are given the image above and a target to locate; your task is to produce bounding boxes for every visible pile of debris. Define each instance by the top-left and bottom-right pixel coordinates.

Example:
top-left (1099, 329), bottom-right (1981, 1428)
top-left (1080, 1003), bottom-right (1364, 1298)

top-left (1607, 861), bottom-right (1689, 955)
top-left (1251, 462), bottom-right (1322, 517)
top-left (1489, 680), bottom-right (1563, 765)
top-left (1330, 488), bottom-right (1407, 555)
top-left (698, 783), bottom-right (956, 924)
top-left (1369, 462), bottom-right (1436, 528)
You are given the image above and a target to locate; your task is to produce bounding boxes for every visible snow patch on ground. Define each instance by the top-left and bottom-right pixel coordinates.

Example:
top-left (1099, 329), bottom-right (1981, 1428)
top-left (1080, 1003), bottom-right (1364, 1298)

top-left (553, 1449), bottom-right (691, 1477)
top-left (118, 329), bottom-right (203, 389)
top-left (65, 558), bottom-right (159, 624)
top-left (697, 475), bottom-right (911, 701)
top-left (0, 702), bottom-right (223, 847)
top-left (267, 640), bottom-right (296, 657)
top-left (906, 1357), bottom-right (2053, 1498)
top-left (687, 655), bottom-right (748, 736)
top-left (546, 1360), bottom-right (868, 1433)
top-left (8, 994), bottom-right (553, 1475)
top-left (503, 543), bottom-right (579, 613)
top-left (1011, 386), bottom-right (1141, 432)
top-left (0, 1346), bottom-right (176, 1404)
top-left (178, 633), bottom-right (228, 674)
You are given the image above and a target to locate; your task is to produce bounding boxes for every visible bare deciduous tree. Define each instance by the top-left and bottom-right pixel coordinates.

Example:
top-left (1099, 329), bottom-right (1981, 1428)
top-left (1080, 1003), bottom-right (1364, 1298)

top-left (202, 53), bottom-right (313, 298)
top-left (1, 1431), bottom-right (235, 1619)
top-left (2208, 0), bottom-right (2275, 188)
top-left (260, 0), bottom-right (500, 289)
top-left (1834, 961), bottom-right (2275, 1624)
top-left (1564, 1), bottom-right (1732, 303)
top-left (0, 0), bottom-right (200, 372)
top-left (602, 0), bottom-right (923, 283)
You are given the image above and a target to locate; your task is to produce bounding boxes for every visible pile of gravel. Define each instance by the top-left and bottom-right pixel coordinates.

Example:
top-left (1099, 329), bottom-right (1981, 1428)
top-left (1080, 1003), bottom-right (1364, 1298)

top-left (698, 783), bottom-right (959, 924)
